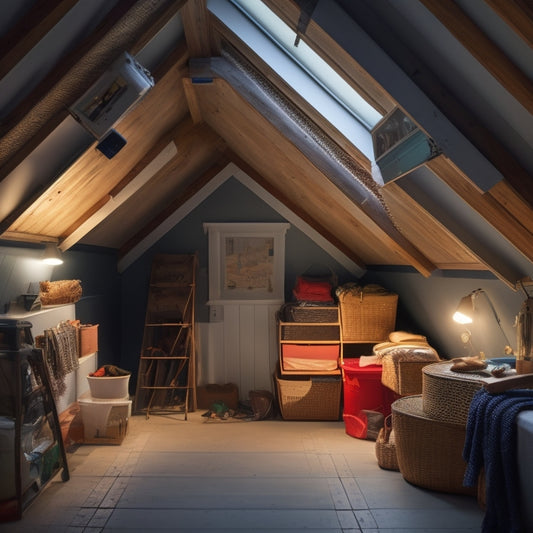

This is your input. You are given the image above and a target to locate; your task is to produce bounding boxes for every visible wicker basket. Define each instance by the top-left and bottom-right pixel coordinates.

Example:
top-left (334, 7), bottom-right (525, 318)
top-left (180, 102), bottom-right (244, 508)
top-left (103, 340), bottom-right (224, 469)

top-left (375, 415), bottom-right (399, 470)
top-left (279, 323), bottom-right (340, 341)
top-left (281, 304), bottom-right (339, 323)
top-left (338, 291), bottom-right (398, 341)
top-left (275, 373), bottom-right (341, 420)
top-left (422, 362), bottom-right (485, 426)
top-left (381, 358), bottom-right (438, 396)
top-left (392, 395), bottom-right (476, 495)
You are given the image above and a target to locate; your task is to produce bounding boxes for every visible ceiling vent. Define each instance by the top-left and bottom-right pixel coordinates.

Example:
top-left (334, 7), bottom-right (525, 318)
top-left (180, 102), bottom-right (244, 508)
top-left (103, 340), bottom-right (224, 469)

top-left (69, 52), bottom-right (154, 140)
top-left (372, 107), bottom-right (440, 184)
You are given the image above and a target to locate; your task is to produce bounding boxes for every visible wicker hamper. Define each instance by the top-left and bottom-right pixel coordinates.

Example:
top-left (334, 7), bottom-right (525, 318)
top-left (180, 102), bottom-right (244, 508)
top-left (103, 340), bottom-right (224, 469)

top-left (338, 290), bottom-right (398, 341)
top-left (275, 373), bottom-right (341, 420)
top-left (422, 362), bottom-right (484, 426)
top-left (392, 395), bottom-right (476, 495)
top-left (381, 356), bottom-right (439, 396)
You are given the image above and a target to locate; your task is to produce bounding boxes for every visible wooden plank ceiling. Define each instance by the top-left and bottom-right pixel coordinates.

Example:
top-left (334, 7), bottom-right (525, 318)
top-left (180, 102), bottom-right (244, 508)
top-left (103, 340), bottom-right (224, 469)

top-left (0, 0), bottom-right (532, 289)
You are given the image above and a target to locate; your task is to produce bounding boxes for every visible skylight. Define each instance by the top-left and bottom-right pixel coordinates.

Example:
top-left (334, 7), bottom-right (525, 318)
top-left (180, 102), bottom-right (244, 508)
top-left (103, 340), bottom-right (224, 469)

top-left (208, 0), bottom-right (381, 159)
top-left (231, 0), bottom-right (382, 129)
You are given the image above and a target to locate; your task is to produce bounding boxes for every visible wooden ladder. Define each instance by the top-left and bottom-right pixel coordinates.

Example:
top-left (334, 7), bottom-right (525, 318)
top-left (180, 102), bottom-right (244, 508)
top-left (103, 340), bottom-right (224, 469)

top-left (133, 253), bottom-right (197, 419)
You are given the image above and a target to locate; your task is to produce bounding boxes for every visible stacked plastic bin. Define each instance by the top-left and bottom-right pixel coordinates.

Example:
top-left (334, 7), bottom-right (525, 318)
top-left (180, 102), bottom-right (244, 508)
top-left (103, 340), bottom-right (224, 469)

top-left (78, 374), bottom-right (131, 444)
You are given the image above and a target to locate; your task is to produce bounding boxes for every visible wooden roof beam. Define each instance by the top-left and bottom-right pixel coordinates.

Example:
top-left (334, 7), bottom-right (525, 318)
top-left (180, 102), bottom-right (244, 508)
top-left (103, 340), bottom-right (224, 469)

top-left (419, 0), bottom-right (533, 111)
top-left (484, 0), bottom-right (533, 50)
top-left (0, 0), bottom-right (78, 82)
top-left (0, 0), bottom-right (180, 183)
top-left (427, 155), bottom-right (533, 265)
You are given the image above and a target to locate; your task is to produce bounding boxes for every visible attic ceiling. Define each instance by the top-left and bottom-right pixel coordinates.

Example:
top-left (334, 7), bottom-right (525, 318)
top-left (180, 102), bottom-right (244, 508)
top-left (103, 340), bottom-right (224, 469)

top-left (0, 0), bottom-right (532, 289)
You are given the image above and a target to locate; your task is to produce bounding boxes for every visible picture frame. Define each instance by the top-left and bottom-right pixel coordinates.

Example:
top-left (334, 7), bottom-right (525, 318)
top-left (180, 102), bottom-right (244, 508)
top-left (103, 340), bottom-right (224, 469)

top-left (204, 222), bottom-right (290, 304)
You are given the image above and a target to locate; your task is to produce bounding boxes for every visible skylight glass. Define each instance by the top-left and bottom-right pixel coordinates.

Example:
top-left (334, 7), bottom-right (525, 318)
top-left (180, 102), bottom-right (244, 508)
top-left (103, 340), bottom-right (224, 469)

top-left (229, 0), bottom-right (383, 130)
top-left (207, 0), bottom-right (382, 161)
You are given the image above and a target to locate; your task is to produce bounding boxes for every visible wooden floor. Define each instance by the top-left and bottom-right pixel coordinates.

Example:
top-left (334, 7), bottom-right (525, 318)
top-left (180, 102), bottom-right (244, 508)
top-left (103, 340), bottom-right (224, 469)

top-left (3, 410), bottom-right (484, 532)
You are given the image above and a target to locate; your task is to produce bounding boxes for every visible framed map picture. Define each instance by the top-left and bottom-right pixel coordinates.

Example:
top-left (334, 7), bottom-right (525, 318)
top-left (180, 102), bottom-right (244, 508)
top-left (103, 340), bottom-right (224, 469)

top-left (204, 222), bottom-right (290, 304)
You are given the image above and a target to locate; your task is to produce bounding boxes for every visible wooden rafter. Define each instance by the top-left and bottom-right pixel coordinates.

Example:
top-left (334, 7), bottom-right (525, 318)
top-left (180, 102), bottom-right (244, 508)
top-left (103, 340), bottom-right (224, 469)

top-left (339, 0), bottom-right (533, 209)
top-left (0, 0), bottom-right (178, 182)
top-left (181, 0), bottom-right (212, 57)
top-left (419, 0), bottom-right (533, 115)
top-left (0, 0), bottom-right (78, 81)
top-left (484, 0), bottom-right (533, 50)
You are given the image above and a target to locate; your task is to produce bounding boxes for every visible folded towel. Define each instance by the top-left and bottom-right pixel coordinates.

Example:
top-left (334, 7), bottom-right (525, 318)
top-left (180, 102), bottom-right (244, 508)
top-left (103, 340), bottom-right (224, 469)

top-left (463, 388), bottom-right (533, 533)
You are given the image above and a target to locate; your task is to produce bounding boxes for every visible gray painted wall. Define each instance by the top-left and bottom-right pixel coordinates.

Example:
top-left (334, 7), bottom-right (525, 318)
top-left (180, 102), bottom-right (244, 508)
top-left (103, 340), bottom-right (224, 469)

top-left (1, 177), bottom-right (527, 391)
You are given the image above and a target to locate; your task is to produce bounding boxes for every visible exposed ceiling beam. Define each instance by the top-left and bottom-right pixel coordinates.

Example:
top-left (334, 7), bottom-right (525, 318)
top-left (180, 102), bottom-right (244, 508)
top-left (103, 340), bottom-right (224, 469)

top-left (181, 0), bottom-right (212, 57)
top-left (0, 0), bottom-right (78, 82)
top-left (0, 42), bottom-right (188, 243)
top-left (427, 155), bottom-right (533, 264)
top-left (0, 0), bottom-right (178, 183)
top-left (484, 0), bottom-right (533, 49)
top-left (59, 142), bottom-right (178, 251)
top-left (336, 0), bottom-right (533, 209)
top-left (418, 0), bottom-right (533, 115)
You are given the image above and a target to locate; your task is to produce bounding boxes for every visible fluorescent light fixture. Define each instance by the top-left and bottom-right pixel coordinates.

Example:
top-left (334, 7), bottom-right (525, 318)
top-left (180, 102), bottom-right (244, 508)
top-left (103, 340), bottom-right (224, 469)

top-left (41, 243), bottom-right (63, 265)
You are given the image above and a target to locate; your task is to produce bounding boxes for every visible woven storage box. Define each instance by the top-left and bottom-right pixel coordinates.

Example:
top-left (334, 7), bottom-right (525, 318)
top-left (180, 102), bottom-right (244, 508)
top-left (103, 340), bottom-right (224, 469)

top-left (280, 323), bottom-right (340, 341)
top-left (422, 361), bottom-right (485, 426)
top-left (79, 324), bottom-right (98, 356)
top-left (281, 304), bottom-right (339, 323)
top-left (276, 373), bottom-right (341, 420)
top-left (382, 358), bottom-right (438, 396)
top-left (392, 395), bottom-right (476, 495)
top-left (338, 291), bottom-right (398, 341)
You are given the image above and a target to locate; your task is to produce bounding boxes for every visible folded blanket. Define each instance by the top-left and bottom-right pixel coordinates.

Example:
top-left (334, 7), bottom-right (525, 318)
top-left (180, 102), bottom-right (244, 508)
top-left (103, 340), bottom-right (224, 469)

top-left (463, 388), bottom-right (533, 533)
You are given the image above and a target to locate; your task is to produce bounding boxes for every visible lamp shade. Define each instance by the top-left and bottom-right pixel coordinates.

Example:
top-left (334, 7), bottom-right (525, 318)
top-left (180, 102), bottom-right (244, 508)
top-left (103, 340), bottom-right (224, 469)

top-left (41, 243), bottom-right (63, 265)
top-left (453, 294), bottom-right (474, 324)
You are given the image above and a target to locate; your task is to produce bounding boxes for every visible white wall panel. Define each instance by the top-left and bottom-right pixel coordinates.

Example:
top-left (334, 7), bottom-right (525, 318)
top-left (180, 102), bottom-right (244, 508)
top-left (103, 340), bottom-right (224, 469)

top-left (198, 303), bottom-right (280, 400)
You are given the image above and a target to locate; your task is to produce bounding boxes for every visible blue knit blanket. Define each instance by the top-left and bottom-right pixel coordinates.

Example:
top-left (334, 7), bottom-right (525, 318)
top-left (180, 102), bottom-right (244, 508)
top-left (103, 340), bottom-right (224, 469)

top-left (463, 388), bottom-right (533, 533)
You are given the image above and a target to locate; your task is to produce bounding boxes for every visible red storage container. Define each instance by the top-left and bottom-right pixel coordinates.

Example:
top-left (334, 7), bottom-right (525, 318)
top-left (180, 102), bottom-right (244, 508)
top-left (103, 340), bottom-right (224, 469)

top-left (342, 358), bottom-right (396, 439)
top-left (281, 344), bottom-right (339, 372)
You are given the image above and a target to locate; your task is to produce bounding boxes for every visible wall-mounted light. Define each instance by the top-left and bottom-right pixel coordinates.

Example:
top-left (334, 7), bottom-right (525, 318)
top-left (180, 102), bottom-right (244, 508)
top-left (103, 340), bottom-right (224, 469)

top-left (41, 243), bottom-right (63, 265)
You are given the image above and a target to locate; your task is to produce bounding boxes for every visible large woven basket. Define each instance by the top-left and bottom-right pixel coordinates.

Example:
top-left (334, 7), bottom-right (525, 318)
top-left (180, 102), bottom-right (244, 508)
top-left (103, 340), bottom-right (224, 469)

top-left (338, 291), bottom-right (398, 341)
top-left (275, 373), bottom-right (341, 420)
top-left (392, 396), bottom-right (476, 495)
top-left (422, 362), bottom-right (485, 426)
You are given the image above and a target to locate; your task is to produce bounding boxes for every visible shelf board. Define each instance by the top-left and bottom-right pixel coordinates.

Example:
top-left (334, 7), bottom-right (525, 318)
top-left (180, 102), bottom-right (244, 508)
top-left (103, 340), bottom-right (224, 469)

top-left (278, 368), bottom-right (341, 376)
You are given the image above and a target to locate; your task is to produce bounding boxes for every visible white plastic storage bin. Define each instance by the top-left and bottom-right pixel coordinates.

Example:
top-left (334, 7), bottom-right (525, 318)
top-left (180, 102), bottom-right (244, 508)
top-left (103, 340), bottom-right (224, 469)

top-left (78, 397), bottom-right (131, 444)
top-left (86, 374), bottom-right (130, 399)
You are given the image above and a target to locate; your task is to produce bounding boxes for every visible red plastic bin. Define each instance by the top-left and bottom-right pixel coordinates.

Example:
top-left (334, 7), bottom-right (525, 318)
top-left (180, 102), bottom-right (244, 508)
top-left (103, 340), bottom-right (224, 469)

top-left (342, 358), bottom-right (396, 439)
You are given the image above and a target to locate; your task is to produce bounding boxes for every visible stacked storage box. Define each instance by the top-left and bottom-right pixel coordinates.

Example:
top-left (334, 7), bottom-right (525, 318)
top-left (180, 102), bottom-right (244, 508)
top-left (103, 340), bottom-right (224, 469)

top-left (276, 304), bottom-right (342, 420)
top-left (79, 373), bottom-right (131, 444)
